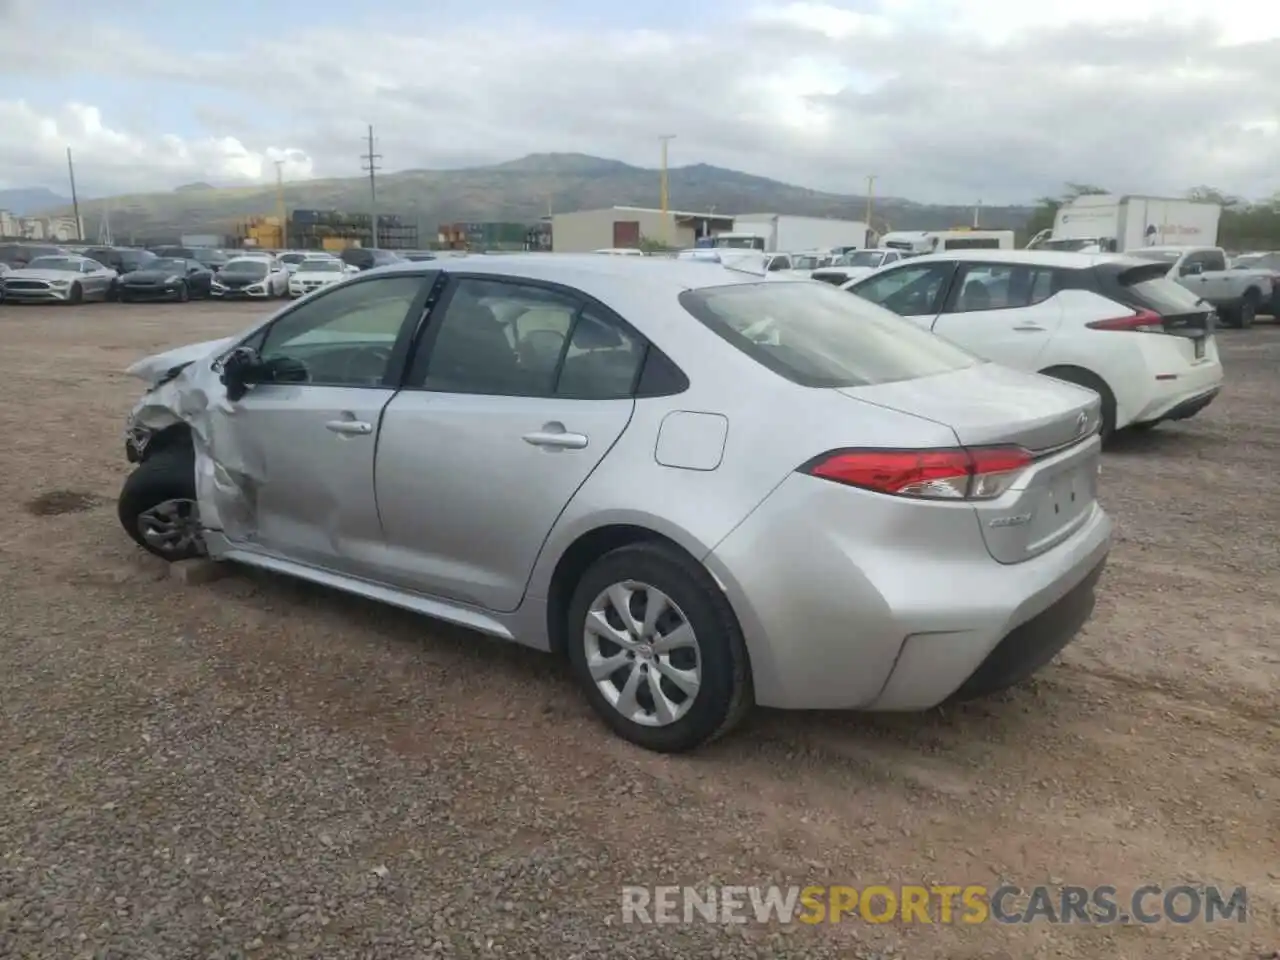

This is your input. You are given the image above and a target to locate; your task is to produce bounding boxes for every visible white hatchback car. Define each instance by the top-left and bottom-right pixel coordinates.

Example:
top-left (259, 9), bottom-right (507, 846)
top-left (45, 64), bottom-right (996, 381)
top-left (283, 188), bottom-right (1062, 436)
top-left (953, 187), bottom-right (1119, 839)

top-left (845, 250), bottom-right (1224, 438)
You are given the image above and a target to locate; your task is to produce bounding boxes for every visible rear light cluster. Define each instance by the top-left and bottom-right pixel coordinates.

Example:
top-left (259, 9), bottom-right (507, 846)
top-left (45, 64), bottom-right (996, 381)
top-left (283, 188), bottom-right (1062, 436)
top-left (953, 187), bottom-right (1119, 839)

top-left (1086, 308), bottom-right (1165, 333)
top-left (802, 446), bottom-right (1032, 501)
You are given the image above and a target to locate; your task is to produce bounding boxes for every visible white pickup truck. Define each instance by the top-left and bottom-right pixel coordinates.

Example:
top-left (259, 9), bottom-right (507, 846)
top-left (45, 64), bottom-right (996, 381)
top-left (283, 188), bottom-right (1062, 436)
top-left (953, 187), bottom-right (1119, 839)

top-left (1124, 245), bottom-right (1274, 328)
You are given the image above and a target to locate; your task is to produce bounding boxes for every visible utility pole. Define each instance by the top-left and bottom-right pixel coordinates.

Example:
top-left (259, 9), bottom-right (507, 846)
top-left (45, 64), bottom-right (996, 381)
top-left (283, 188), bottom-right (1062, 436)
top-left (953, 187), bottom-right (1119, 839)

top-left (865, 174), bottom-right (877, 247)
top-left (659, 134), bottom-right (676, 245)
top-left (66, 147), bottom-right (83, 242)
top-left (274, 160), bottom-right (287, 248)
top-left (360, 124), bottom-right (382, 249)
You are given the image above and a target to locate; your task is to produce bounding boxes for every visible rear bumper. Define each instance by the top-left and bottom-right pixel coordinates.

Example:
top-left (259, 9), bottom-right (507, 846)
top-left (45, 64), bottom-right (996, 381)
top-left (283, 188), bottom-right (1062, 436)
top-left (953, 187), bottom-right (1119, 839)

top-left (704, 472), bottom-right (1113, 711)
top-left (1140, 386), bottom-right (1220, 425)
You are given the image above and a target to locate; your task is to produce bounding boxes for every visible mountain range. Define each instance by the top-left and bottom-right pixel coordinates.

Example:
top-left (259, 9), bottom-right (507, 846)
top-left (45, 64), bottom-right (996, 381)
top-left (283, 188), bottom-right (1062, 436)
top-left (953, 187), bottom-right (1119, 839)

top-left (1, 187), bottom-right (73, 216)
top-left (13, 153), bottom-right (1036, 241)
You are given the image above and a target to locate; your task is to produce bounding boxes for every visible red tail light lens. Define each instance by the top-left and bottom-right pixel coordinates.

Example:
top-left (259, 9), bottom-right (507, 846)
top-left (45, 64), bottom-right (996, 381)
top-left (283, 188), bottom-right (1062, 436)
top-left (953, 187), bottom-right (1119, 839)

top-left (802, 446), bottom-right (1032, 501)
top-left (1086, 308), bottom-right (1165, 332)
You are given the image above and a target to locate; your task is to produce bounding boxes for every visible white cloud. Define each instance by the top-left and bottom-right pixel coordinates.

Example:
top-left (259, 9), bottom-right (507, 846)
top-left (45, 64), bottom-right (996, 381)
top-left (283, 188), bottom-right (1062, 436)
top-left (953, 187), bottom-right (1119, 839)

top-left (0, 0), bottom-right (1277, 204)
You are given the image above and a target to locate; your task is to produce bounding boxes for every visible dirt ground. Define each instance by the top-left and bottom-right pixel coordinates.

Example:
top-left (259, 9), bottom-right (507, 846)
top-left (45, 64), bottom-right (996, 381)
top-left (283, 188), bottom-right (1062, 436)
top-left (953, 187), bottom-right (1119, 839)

top-left (0, 300), bottom-right (1276, 959)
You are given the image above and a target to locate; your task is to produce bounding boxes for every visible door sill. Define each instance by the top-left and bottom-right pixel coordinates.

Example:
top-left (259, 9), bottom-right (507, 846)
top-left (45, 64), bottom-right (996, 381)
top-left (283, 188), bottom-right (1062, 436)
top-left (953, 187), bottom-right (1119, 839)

top-left (206, 535), bottom-right (515, 641)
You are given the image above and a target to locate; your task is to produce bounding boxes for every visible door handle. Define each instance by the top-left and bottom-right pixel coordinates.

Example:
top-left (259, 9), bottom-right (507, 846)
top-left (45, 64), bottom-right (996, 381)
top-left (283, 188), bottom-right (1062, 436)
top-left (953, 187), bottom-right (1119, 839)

top-left (523, 423), bottom-right (588, 449)
top-left (325, 419), bottom-right (373, 436)
top-left (1012, 324), bottom-right (1045, 332)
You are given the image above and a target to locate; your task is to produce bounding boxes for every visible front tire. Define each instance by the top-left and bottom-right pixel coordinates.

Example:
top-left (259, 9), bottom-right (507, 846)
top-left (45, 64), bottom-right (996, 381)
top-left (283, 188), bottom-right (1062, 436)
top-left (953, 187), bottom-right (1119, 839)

top-left (176, 282), bottom-right (189, 303)
top-left (565, 542), bottom-right (752, 752)
top-left (117, 448), bottom-right (204, 561)
top-left (68, 282), bottom-right (83, 305)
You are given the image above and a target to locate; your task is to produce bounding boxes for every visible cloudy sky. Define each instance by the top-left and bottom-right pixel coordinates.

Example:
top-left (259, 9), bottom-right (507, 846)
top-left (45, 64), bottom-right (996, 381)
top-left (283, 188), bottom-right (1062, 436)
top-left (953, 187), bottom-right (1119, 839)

top-left (1, 0), bottom-right (1277, 204)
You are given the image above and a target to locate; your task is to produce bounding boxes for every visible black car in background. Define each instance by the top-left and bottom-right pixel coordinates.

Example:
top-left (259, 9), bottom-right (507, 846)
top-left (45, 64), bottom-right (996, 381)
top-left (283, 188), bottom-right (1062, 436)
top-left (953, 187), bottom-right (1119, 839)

top-left (118, 258), bottom-right (214, 302)
top-left (340, 247), bottom-right (404, 271)
top-left (397, 250), bottom-right (437, 262)
top-left (84, 246), bottom-right (157, 277)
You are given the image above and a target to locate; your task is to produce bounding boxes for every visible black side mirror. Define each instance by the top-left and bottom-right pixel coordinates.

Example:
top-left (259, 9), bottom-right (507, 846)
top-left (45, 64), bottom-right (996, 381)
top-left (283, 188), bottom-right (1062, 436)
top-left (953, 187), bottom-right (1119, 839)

top-left (220, 346), bottom-right (263, 401)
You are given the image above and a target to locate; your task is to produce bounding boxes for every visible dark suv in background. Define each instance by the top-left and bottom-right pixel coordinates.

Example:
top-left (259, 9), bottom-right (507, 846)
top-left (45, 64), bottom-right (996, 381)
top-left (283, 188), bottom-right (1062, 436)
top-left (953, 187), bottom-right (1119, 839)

top-left (340, 247), bottom-right (405, 271)
top-left (84, 246), bottom-right (157, 276)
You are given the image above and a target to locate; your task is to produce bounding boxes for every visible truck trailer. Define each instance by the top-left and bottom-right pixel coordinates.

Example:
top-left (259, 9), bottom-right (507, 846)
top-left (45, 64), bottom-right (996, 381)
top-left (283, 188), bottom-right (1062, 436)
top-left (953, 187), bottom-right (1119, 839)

top-left (1028, 195), bottom-right (1222, 253)
top-left (715, 214), bottom-right (871, 253)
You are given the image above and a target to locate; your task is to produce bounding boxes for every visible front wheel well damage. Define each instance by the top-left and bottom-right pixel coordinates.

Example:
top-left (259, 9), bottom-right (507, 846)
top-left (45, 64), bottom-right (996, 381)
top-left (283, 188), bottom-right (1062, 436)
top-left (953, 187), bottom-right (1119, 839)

top-left (545, 524), bottom-right (695, 657)
top-left (144, 423), bottom-right (194, 459)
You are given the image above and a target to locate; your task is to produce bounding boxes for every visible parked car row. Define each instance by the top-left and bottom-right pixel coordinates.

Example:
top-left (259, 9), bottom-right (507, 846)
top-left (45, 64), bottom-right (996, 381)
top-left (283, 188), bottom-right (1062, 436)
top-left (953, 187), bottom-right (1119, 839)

top-left (0, 242), bottom-right (413, 305)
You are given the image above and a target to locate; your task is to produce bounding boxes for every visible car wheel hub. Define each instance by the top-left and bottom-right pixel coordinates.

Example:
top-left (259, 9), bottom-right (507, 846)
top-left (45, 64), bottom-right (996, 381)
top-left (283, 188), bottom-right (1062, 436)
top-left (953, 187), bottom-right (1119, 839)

top-left (583, 580), bottom-right (701, 727)
top-left (137, 498), bottom-right (205, 556)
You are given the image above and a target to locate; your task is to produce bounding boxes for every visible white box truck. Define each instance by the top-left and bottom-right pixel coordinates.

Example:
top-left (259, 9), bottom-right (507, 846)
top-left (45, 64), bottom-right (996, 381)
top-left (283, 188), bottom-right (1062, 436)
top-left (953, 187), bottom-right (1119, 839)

top-left (1028, 195), bottom-right (1221, 253)
top-left (715, 214), bottom-right (870, 253)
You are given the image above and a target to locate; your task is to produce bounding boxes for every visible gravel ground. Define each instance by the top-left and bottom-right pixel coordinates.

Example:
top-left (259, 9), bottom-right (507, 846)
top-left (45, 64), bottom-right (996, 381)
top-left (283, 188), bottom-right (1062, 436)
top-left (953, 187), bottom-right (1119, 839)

top-left (0, 300), bottom-right (1276, 960)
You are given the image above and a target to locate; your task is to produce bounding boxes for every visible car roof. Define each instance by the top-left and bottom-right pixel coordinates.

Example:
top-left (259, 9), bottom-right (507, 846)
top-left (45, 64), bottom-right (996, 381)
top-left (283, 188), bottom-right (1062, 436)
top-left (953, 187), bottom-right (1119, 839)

top-left (902, 249), bottom-right (1130, 270)
top-left (365, 252), bottom-right (781, 297)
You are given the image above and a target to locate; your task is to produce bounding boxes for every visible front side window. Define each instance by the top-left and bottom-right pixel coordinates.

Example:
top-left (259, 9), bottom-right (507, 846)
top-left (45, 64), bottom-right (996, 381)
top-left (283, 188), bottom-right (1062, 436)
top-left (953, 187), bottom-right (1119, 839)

top-left (850, 262), bottom-right (956, 316)
top-left (256, 275), bottom-right (425, 386)
top-left (679, 280), bottom-right (978, 389)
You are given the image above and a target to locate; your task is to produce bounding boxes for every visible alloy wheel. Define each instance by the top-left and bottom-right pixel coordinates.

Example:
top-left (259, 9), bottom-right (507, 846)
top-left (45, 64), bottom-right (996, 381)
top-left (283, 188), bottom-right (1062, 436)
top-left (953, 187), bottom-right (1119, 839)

top-left (136, 498), bottom-right (204, 557)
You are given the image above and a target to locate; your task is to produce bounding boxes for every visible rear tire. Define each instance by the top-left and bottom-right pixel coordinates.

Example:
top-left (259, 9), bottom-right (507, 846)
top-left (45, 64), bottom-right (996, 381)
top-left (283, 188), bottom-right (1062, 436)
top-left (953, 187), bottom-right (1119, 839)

top-left (117, 447), bottom-right (204, 561)
top-left (1237, 290), bottom-right (1258, 330)
top-left (565, 542), bottom-right (753, 752)
top-left (1039, 366), bottom-right (1116, 443)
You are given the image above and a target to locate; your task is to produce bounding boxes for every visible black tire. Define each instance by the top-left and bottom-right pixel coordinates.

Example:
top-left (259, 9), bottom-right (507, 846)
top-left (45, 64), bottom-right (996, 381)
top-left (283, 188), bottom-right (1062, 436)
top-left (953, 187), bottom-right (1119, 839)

top-left (1238, 290), bottom-right (1258, 330)
top-left (68, 282), bottom-right (83, 305)
top-left (176, 282), bottom-right (189, 303)
top-left (565, 542), bottom-right (753, 753)
top-left (117, 447), bottom-right (203, 561)
top-left (1040, 366), bottom-right (1116, 443)
top-left (1129, 421), bottom-right (1159, 432)
top-left (106, 280), bottom-right (119, 302)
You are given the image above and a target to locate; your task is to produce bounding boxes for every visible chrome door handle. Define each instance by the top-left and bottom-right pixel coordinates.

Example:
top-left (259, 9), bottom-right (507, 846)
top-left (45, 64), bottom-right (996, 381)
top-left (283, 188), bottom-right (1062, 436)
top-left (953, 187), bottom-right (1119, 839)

top-left (523, 429), bottom-right (588, 450)
top-left (325, 419), bottom-right (373, 435)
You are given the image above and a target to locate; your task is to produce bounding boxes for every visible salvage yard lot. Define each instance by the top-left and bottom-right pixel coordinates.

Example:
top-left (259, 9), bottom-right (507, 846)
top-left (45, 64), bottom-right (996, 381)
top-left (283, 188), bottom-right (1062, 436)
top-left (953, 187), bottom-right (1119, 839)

top-left (1, 301), bottom-right (1277, 959)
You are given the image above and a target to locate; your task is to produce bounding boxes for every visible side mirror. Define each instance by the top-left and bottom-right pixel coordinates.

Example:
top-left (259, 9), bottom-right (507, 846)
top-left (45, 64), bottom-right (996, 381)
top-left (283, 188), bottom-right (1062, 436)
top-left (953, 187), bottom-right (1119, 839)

top-left (220, 346), bottom-right (266, 401)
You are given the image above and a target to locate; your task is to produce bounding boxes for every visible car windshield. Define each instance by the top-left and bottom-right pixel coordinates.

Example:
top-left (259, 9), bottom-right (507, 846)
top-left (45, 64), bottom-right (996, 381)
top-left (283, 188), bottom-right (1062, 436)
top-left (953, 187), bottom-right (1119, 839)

top-left (679, 280), bottom-right (979, 389)
top-left (280, 253), bottom-right (307, 264)
top-left (1126, 250), bottom-right (1181, 263)
top-left (26, 257), bottom-right (82, 271)
top-left (222, 260), bottom-right (268, 277)
top-left (150, 258), bottom-right (187, 272)
top-left (300, 260), bottom-right (342, 272)
top-left (1040, 239), bottom-right (1096, 252)
top-left (791, 255), bottom-right (823, 270)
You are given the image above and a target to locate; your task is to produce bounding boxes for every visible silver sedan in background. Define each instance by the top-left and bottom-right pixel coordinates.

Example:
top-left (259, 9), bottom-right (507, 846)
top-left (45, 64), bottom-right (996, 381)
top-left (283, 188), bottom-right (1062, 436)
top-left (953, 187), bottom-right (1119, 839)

top-left (0, 255), bottom-right (118, 303)
top-left (116, 254), bottom-right (1111, 752)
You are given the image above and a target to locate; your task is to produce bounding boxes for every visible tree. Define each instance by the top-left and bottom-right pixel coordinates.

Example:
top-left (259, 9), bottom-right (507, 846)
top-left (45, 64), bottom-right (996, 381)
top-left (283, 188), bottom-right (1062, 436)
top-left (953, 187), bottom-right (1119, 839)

top-left (637, 234), bottom-right (677, 254)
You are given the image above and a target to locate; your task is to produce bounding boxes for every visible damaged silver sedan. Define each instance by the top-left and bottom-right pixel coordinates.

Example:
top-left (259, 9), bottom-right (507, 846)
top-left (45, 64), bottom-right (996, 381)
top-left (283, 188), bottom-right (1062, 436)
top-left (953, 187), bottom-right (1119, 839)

top-left (118, 255), bottom-right (1110, 752)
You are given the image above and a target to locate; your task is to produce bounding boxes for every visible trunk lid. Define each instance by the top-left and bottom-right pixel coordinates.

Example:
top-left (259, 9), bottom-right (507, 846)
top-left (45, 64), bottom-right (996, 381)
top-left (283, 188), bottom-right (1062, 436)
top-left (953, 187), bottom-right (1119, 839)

top-left (839, 363), bottom-right (1102, 564)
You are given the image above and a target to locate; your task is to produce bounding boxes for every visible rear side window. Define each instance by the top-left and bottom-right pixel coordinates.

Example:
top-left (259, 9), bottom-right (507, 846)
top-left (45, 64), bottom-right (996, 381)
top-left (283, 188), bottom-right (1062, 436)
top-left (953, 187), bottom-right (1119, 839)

top-left (679, 281), bottom-right (979, 389)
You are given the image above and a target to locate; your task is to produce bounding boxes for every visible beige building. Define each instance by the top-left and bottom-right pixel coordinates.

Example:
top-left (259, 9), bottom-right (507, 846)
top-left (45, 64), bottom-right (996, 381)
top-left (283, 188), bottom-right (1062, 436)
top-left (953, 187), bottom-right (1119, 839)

top-left (550, 206), bottom-right (734, 253)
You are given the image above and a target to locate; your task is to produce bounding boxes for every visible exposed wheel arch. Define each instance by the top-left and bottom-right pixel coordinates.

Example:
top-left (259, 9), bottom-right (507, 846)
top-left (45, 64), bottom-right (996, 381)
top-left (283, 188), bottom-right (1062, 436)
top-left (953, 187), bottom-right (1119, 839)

top-left (1038, 364), bottom-right (1117, 441)
top-left (143, 422), bottom-right (194, 460)
top-left (546, 524), bottom-right (709, 658)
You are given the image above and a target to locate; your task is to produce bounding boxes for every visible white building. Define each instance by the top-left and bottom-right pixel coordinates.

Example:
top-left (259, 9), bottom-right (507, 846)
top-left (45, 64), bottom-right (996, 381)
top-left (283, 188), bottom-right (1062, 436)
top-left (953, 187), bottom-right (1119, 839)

top-left (0, 211), bottom-right (83, 241)
top-left (550, 206), bottom-right (735, 253)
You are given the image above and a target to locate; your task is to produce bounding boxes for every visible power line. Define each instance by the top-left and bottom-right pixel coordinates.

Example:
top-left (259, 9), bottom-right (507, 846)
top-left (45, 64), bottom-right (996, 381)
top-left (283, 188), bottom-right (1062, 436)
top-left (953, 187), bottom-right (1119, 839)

top-left (360, 124), bottom-right (382, 249)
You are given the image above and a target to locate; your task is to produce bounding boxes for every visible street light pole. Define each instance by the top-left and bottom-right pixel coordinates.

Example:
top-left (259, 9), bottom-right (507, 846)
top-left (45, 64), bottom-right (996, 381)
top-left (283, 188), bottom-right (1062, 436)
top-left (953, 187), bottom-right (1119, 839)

top-left (659, 134), bottom-right (676, 246)
top-left (865, 174), bottom-right (877, 247)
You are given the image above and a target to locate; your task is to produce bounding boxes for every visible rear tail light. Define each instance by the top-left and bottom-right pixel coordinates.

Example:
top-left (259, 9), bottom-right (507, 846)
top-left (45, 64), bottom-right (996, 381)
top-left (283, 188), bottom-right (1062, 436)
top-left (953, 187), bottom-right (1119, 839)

top-left (801, 446), bottom-right (1032, 501)
top-left (1086, 308), bottom-right (1165, 333)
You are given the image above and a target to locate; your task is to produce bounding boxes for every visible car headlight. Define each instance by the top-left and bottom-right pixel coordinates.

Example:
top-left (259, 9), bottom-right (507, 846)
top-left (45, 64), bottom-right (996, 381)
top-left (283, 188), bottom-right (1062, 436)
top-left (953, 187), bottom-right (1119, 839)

top-left (165, 275), bottom-right (181, 284)
top-left (49, 279), bottom-right (71, 287)
top-left (212, 280), bottom-right (226, 288)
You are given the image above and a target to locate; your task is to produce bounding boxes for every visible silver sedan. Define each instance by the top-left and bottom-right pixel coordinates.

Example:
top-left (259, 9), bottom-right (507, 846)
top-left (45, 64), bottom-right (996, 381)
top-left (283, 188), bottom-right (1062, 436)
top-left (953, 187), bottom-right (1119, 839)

top-left (115, 254), bottom-right (1112, 752)
top-left (0, 255), bottom-right (118, 303)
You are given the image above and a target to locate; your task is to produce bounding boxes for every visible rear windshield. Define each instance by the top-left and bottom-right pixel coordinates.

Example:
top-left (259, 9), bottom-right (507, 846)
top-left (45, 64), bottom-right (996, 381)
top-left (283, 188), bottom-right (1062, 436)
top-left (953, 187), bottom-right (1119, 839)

top-left (678, 280), bottom-right (979, 388)
top-left (1117, 263), bottom-right (1208, 315)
